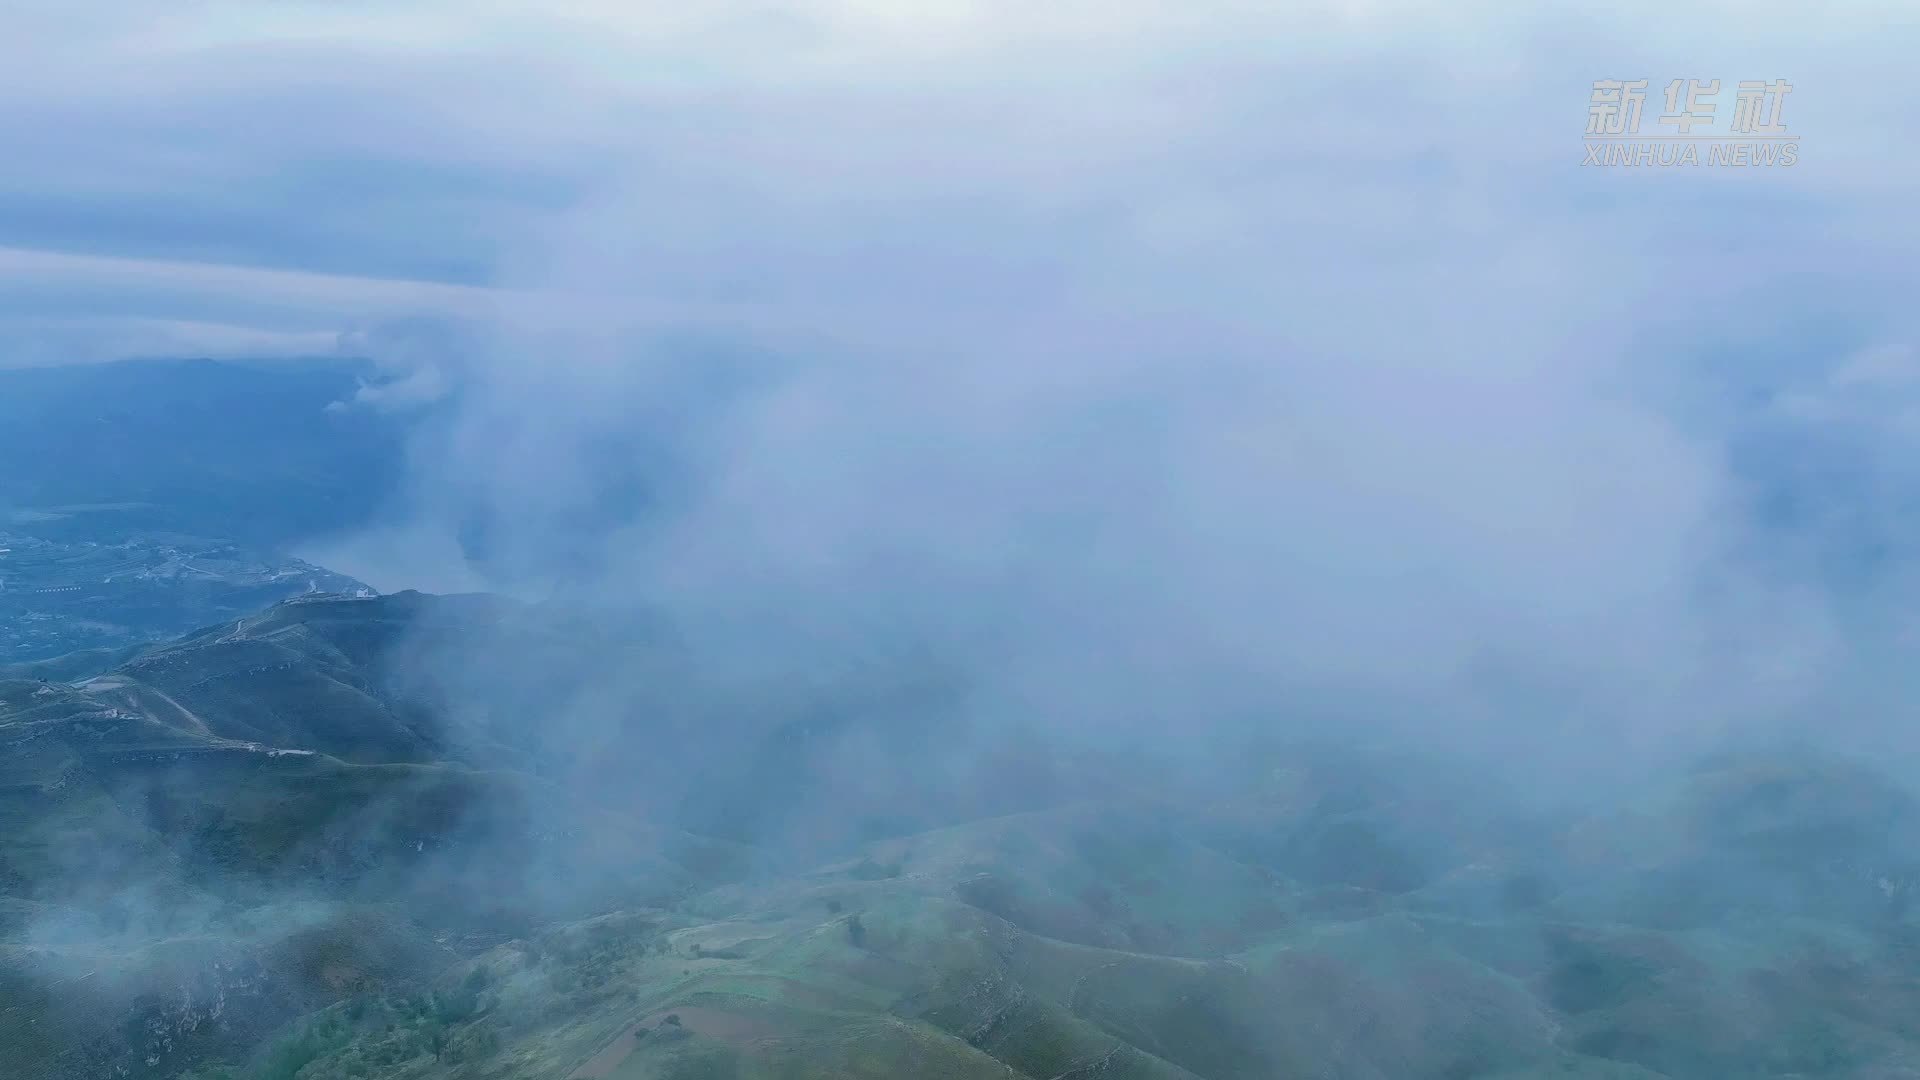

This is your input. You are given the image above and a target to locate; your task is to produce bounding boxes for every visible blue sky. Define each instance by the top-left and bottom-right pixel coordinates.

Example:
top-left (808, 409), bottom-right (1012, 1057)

top-left (7, 1), bottom-right (1920, 774)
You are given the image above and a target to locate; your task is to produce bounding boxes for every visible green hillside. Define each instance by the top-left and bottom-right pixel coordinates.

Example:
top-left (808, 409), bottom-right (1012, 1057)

top-left (8, 594), bottom-right (1920, 1078)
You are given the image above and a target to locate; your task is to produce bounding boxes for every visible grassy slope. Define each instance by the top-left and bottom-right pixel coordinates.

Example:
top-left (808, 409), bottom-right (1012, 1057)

top-left (251, 787), bottom-right (1920, 1080)
top-left (14, 597), bottom-right (1920, 1078)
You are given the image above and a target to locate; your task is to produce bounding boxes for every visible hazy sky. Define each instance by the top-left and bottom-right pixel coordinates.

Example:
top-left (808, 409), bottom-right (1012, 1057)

top-left (8, 2), bottom-right (1920, 776)
top-left (2, 2), bottom-right (1912, 358)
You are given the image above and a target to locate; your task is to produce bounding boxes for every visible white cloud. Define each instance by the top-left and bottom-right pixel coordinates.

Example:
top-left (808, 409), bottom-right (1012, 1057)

top-left (5, 0), bottom-right (1920, 780)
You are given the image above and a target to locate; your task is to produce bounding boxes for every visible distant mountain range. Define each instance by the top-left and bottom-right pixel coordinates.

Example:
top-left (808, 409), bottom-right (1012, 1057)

top-left (7, 592), bottom-right (1920, 1079)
